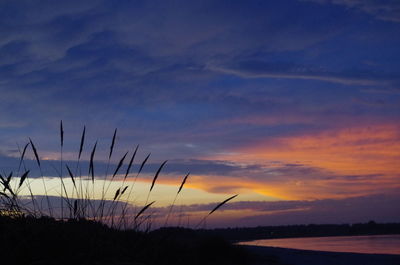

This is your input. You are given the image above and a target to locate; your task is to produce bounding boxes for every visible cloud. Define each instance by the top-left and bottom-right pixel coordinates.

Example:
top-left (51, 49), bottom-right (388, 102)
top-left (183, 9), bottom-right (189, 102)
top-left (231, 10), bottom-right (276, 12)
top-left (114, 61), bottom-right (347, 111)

top-left (2, 121), bottom-right (399, 202)
top-left (216, 123), bottom-right (400, 176)
top-left (233, 193), bottom-right (400, 226)
top-left (14, 192), bottom-right (400, 227)
top-left (0, 0), bottom-right (398, 153)
top-left (148, 193), bottom-right (400, 227)
top-left (303, 0), bottom-right (400, 22)
top-left (209, 60), bottom-right (397, 86)
top-left (204, 123), bottom-right (400, 199)
top-left (174, 193), bottom-right (398, 212)
top-left (0, 152), bottom-right (262, 178)
top-left (0, 151), bottom-right (321, 184)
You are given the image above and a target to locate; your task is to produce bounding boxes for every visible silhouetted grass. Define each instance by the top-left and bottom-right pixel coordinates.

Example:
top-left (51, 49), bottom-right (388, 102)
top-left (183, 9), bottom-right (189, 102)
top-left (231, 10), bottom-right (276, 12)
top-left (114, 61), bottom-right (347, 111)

top-left (0, 122), bottom-right (247, 265)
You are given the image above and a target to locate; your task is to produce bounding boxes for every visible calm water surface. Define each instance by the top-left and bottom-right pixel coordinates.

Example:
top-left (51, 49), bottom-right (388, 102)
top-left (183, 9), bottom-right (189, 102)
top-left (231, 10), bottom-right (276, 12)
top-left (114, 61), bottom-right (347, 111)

top-left (239, 234), bottom-right (400, 255)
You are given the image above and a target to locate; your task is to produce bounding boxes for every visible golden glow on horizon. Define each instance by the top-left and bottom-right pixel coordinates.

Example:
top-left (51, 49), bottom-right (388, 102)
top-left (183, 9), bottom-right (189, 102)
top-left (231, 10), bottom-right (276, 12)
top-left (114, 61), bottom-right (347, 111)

top-left (15, 176), bottom-right (269, 207)
top-left (9, 124), bottom-right (399, 219)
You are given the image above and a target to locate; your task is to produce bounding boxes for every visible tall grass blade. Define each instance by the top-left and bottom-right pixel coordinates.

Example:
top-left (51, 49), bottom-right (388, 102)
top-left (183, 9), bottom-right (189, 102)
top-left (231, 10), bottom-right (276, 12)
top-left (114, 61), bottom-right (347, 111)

top-left (3, 172), bottom-right (15, 197)
top-left (0, 173), bottom-right (10, 192)
top-left (16, 143), bottom-right (39, 214)
top-left (0, 173), bottom-right (5, 188)
top-left (18, 143), bottom-right (30, 171)
top-left (0, 191), bottom-right (10, 199)
top-left (29, 138), bottom-right (53, 216)
top-left (113, 188), bottom-right (120, 201)
top-left (121, 185), bottom-right (128, 195)
top-left (195, 194), bottom-right (238, 228)
top-left (109, 128), bottom-right (117, 160)
top-left (18, 170), bottom-right (29, 188)
top-left (134, 201), bottom-right (155, 220)
top-left (29, 138), bottom-right (41, 167)
top-left (60, 120), bottom-right (64, 220)
top-left (177, 172), bottom-right (190, 194)
top-left (138, 153), bottom-right (151, 175)
top-left (164, 172), bottom-right (189, 226)
top-left (112, 151), bottom-right (128, 179)
top-left (73, 200), bottom-right (78, 216)
top-left (89, 141), bottom-right (98, 182)
top-left (78, 126), bottom-right (86, 159)
top-left (60, 120), bottom-right (64, 147)
top-left (150, 160), bottom-right (167, 192)
top-left (66, 165), bottom-right (76, 188)
top-left (124, 145), bottom-right (138, 180)
top-left (4, 172), bottom-right (14, 195)
top-left (208, 194), bottom-right (238, 216)
top-left (6, 172), bottom-right (12, 186)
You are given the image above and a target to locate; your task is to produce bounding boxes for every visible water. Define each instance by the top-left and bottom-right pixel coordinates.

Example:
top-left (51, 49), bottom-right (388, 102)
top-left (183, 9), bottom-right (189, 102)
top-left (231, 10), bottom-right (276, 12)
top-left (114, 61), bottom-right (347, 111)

top-left (239, 234), bottom-right (400, 255)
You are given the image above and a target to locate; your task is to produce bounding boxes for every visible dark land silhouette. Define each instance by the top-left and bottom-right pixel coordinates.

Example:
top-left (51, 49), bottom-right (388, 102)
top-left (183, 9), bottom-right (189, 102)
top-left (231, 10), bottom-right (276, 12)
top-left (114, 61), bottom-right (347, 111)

top-left (2, 215), bottom-right (399, 265)
top-left (198, 221), bottom-right (400, 241)
top-left (0, 215), bottom-right (249, 265)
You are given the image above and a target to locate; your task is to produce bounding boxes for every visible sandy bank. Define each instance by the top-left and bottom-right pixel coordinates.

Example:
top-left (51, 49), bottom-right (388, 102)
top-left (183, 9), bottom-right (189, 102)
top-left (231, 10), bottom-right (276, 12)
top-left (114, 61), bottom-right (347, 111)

top-left (242, 245), bottom-right (400, 265)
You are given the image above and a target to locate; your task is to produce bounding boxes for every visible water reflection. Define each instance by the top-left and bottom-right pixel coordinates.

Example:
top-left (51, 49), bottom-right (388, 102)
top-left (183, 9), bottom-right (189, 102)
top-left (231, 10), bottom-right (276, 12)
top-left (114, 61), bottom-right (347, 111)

top-left (239, 234), bottom-right (400, 255)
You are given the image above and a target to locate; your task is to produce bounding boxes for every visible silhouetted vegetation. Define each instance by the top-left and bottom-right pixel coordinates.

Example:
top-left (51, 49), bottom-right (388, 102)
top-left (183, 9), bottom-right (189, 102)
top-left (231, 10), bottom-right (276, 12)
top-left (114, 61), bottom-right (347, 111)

top-left (0, 215), bottom-right (250, 265)
top-left (0, 123), bottom-right (246, 265)
top-left (0, 122), bottom-right (238, 229)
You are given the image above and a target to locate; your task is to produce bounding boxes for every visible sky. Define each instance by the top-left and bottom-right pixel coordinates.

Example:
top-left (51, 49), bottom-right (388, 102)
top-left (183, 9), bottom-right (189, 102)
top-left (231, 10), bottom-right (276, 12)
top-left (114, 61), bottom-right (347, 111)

top-left (0, 0), bottom-right (399, 228)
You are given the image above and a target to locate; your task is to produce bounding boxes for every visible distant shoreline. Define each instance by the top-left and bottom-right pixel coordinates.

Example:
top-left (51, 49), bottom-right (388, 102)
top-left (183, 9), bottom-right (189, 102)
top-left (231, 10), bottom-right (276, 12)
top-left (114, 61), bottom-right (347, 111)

top-left (242, 245), bottom-right (400, 265)
top-left (235, 231), bottom-right (400, 242)
top-left (239, 233), bottom-right (400, 240)
top-left (201, 221), bottom-right (400, 241)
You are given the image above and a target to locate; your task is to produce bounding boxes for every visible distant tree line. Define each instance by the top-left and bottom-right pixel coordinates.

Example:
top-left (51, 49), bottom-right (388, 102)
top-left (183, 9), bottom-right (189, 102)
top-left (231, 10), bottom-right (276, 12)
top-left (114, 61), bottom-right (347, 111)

top-left (200, 221), bottom-right (400, 241)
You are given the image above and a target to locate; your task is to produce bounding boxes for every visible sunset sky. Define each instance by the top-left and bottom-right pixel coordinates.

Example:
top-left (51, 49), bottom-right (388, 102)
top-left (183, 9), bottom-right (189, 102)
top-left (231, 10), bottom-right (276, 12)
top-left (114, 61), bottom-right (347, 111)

top-left (0, 0), bottom-right (399, 227)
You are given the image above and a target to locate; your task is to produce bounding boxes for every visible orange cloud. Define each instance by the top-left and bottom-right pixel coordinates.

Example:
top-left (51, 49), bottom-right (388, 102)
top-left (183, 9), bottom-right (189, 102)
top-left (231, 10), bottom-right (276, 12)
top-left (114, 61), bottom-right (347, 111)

top-left (207, 124), bottom-right (400, 200)
top-left (244, 124), bottom-right (399, 174)
top-left (105, 124), bottom-right (399, 202)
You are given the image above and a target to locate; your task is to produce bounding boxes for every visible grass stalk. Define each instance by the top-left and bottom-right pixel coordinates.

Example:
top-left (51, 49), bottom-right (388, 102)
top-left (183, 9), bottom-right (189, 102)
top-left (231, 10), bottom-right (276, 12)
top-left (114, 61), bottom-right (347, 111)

top-left (29, 138), bottom-right (53, 217)
top-left (164, 172), bottom-right (189, 226)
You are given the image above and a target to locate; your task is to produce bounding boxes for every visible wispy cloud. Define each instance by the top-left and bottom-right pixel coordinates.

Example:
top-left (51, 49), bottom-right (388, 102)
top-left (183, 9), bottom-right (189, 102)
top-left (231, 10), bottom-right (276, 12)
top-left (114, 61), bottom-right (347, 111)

top-left (209, 60), bottom-right (397, 86)
top-left (304, 0), bottom-right (400, 22)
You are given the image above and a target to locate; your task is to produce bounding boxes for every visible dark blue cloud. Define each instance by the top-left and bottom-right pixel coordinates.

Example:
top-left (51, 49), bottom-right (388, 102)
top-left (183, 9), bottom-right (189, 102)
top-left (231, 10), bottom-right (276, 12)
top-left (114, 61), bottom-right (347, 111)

top-left (0, 151), bottom-right (316, 181)
top-left (159, 193), bottom-right (400, 226)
